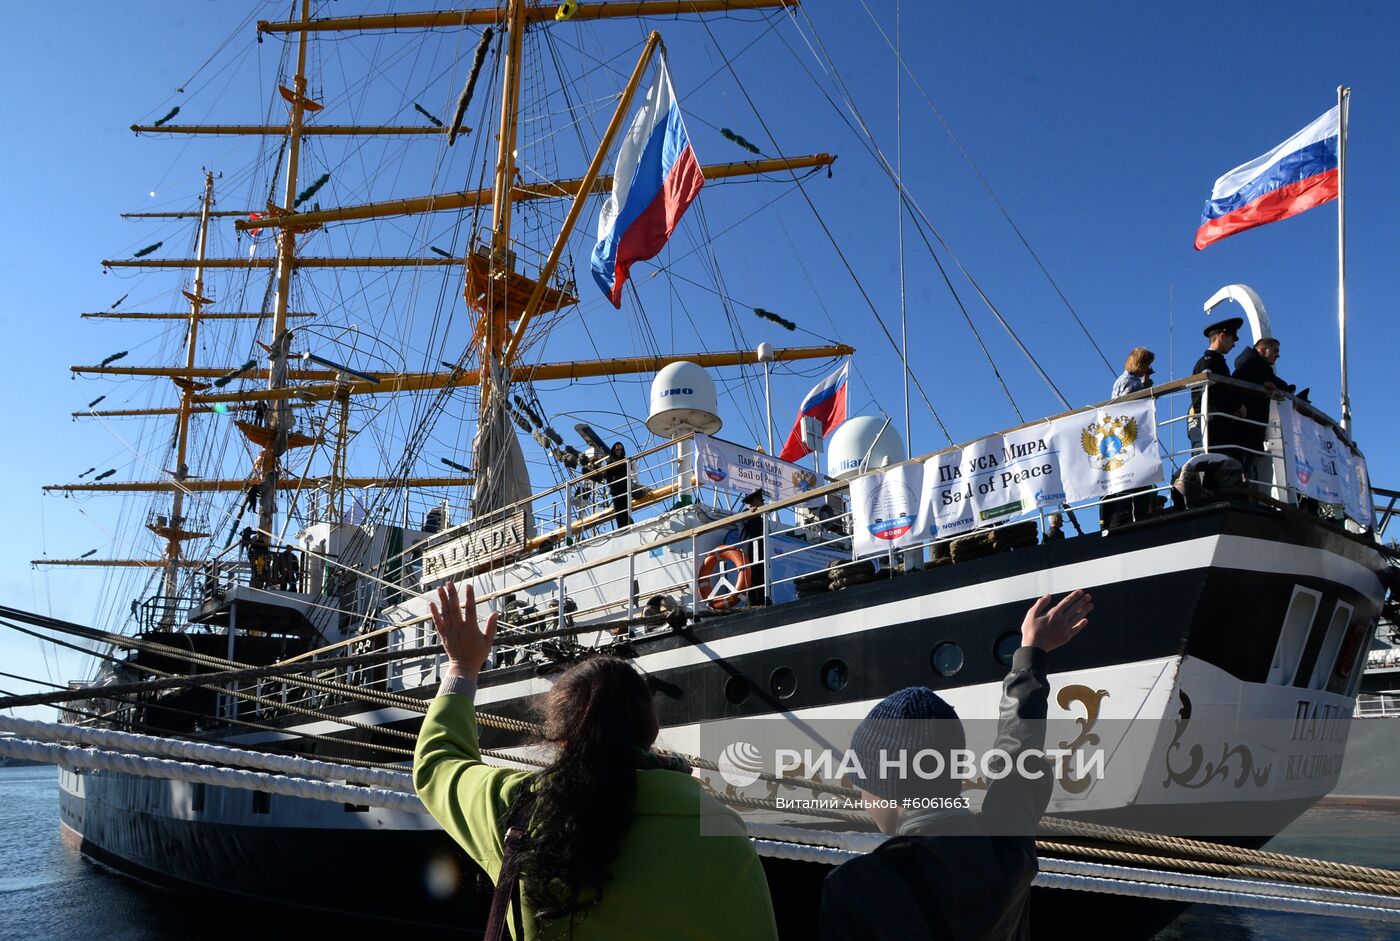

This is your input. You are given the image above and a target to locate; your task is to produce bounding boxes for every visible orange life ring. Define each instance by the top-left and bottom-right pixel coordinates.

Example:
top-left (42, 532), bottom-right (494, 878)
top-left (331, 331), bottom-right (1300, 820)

top-left (698, 545), bottom-right (752, 609)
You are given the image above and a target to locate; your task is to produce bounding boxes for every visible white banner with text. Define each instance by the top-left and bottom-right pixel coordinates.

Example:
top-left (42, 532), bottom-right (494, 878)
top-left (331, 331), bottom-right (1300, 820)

top-left (1277, 401), bottom-right (1371, 526)
top-left (852, 400), bottom-right (1162, 555)
top-left (694, 434), bottom-right (820, 504)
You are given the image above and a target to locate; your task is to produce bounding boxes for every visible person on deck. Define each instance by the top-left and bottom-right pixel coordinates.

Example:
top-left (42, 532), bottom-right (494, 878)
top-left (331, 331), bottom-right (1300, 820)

top-left (248, 545), bottom-right (269, 590)
top-left (737, 488), bottom-right (769, 606)
top-left (415, 582), bottom-right (778, 941)
top-left (602, 442), bottom-right (633, 529)
top-left (1111, 347), bottom-right (1155, 399)
top-left (1231, 337), bottom-right (1293, 484)
top-left (277, 547), bottom-right (300, 592)
top-left (1189, 318), bottom-right (1248, 452)
top-left (819, 590), bottom-right (1093, 941)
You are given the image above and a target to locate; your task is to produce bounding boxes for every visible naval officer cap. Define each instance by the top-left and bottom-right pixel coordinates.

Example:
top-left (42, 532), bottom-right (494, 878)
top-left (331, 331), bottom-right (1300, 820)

top-left (1203, 316), bottom-right (1243, 339)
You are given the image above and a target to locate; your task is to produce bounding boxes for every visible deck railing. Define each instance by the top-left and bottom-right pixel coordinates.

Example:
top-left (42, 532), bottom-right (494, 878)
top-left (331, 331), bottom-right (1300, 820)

top-left (263, 372), bottom-right (1380, 707)
top-left (410, 373), bottom-right (1374, 620)
top-left (1354, 695), bottom-right (1400, 718)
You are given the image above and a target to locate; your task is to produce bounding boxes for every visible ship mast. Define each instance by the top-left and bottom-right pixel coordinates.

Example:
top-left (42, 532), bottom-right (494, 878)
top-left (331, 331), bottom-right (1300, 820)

top-left (44, 0), bottom-right (850, 565)
top-left (153, 169), bottom-right (216, 602)
top-left (256, 0), bottom-right (318, 546)
top-left (469, 0), bottom-right (543, 516)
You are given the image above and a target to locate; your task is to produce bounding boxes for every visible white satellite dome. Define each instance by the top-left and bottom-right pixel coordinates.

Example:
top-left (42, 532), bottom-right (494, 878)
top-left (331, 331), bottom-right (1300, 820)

top-left (827, 416), bottom-right (905, 479)
top-left (646, 361), bottom-right (722, 438)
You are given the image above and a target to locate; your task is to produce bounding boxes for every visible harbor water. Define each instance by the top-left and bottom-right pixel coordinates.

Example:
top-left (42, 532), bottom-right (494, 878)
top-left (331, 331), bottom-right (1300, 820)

top-left (3, 752), bottom-right (1397, 940)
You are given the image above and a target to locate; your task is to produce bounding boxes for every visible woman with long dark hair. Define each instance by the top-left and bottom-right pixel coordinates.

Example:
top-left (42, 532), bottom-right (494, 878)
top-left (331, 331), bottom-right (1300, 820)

top-left (415, 582), bottom-right (777, 939)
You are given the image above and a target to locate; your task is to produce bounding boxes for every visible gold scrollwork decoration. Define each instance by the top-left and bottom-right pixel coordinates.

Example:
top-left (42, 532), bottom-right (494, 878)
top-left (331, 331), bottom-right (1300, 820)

top-left (1056, 684), bottom-right (1109, 794)
top-left (1162, 691), bottom-right (1271, 790)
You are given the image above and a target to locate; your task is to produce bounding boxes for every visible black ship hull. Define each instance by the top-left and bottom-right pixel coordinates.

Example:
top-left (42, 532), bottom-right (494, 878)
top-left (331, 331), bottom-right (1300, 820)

top-left (58, 500), bottom-right (1387, 932)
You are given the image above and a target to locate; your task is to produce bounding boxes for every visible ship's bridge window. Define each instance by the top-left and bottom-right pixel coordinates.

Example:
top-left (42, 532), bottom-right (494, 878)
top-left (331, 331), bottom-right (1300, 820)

top-left (931, 642), bottom-right (964, 678)
top-left (1305, 601), bottom-right (1354, 690)
top-left (1268, 587), bottom-right (1322, 685)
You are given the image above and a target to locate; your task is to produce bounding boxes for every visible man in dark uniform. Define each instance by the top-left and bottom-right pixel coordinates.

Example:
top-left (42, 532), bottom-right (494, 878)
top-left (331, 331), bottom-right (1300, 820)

top-left (1231, 337), bottom-right (1294, 483)
top-left (737, 488), bottom-right (768, 606)
top-left (1189, 317), bottom-right (1247, 453)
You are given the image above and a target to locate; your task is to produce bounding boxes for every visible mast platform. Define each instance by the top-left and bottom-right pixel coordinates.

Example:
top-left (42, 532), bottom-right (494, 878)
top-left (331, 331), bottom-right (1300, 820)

top-left (465, 247), bottom-right (578, 320)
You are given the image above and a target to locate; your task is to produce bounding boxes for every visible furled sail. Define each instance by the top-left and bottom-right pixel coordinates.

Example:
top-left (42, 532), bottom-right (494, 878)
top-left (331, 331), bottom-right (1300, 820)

top-left (470, 385), bottom-right (535, 536)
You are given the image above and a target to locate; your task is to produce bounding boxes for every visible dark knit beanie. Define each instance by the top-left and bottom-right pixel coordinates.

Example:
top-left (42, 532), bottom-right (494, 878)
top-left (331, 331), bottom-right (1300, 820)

top-left (850, 687), bottom-right (966, 801)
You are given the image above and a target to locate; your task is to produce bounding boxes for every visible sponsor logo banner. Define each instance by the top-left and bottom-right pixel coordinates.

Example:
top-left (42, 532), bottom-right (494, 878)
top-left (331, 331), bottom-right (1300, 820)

top-left (1278, 401), bottom-right (1371, 526)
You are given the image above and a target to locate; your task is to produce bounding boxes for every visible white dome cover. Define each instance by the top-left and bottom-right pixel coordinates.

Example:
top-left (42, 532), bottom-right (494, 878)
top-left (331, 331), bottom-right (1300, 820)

top-left (827, 416), bottom-right (904, 479)
top-left (646, 361), bottom-right (722, 438)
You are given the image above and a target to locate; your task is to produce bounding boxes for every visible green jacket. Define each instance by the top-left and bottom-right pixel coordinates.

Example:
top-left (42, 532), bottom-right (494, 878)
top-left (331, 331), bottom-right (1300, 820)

top-left (414, 692), bottom-right (779, 941)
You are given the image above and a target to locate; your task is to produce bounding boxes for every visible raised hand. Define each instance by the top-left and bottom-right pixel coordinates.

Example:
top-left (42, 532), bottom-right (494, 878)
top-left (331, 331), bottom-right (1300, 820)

top-left (429, 581), bottom-right (499, 677)
top-left (1019, 589), bottom-right (1092, 653)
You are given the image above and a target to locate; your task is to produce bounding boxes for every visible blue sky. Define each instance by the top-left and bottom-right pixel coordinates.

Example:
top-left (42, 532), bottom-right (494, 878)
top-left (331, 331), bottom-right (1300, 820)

top-left (3, 1), bottom-right (1398, 714)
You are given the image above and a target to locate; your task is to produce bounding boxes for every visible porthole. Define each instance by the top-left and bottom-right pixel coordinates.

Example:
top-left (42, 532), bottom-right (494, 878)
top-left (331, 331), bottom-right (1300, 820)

top-left (770, 666), bottom-right (797, 700)
top-left (821, 658), bottom-right (849, 692)
top-left (994, 632), bottom-right (1020, 668)
top-left (725, 675), bottom-right (750, 705)
top-left (930, 641), bottom-right (964, 678)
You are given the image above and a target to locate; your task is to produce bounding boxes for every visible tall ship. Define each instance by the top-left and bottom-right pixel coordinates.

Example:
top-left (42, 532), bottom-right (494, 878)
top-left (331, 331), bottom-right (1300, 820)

top-left (13, 0), bottom-right (1394, 931)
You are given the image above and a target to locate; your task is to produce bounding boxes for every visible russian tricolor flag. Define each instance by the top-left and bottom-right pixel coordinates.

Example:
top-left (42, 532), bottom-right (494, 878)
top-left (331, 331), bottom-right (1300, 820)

top-left (591, 59), bottom-right (704, 307)
top-left (779, 363), bottom-right (849, 463)
top-left (1195, 106), bottom-right (1340, 250)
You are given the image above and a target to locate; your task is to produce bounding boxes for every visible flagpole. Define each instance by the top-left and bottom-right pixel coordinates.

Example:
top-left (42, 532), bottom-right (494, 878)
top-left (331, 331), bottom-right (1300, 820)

top-left (1337, 84), bottom-right (1351, 436)
top-left (896, 0), bottom-right (911, 460)
top-left (757, 342), bottom-right (774, 453)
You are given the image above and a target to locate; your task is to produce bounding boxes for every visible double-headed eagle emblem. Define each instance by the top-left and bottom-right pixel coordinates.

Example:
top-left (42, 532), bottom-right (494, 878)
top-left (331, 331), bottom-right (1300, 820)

top-left (790, 468), bottom-right (817, 492)
top-left (1081, 415), bottom-right (1138, 472)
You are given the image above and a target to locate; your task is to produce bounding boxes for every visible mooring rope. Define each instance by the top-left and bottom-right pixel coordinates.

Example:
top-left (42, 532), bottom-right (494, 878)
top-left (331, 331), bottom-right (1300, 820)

top-left (1029, 869), bottom-right (1400, 923)
top-left (9, 721), bottom-right (1398, 922)
top-left (1039, 816), bottom-right (1400, 887)
top-left (7, 606), bottom-right (1397, 893)
top-left (1043, 856), bottom-right (1400, 911)
top-left (749, 829), bottom-right (1400, 923)
top-left (1035, 840), bottom-right (1400, 898)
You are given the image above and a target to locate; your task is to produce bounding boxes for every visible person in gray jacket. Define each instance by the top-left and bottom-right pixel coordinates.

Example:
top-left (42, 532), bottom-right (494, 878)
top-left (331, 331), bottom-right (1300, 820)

top-left (819, 589), bottom-right (1093, 941)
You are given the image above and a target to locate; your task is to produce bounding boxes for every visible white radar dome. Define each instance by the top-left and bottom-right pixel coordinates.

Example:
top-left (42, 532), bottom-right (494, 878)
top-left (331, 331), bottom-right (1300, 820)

top-left (646, 361), bottom-right (722, 438)
top-left (827, 416), bottom-right (905, 479)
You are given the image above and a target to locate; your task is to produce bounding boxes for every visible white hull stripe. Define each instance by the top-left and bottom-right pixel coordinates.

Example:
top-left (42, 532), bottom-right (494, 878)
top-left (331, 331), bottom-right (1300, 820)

top-left (241, 534), bottom-right (1378, 742)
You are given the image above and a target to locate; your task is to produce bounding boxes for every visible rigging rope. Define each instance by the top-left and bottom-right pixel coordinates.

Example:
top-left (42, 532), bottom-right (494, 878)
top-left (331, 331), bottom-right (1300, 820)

top-left (0, 620), bottom-right (414, 761)
top-left (849, 0), bottom-right (1115, 377)
top-left (781, 10), bottom-right (1061, 413)
top-left (690, 10), bottom-right (953, 445)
